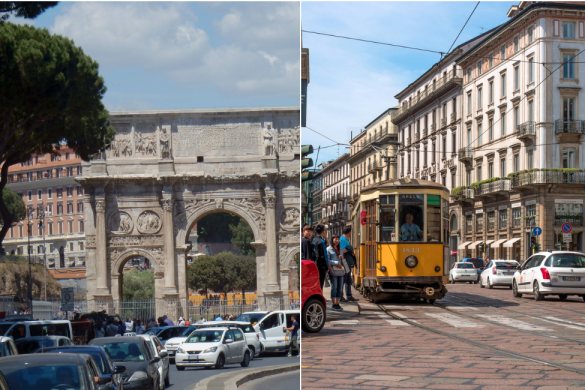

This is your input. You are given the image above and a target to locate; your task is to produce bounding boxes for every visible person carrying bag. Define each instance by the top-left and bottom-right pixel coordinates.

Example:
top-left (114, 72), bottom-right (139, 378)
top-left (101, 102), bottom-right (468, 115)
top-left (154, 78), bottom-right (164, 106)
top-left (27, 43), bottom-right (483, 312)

top-left (327, 235), bottom-right (345, 311)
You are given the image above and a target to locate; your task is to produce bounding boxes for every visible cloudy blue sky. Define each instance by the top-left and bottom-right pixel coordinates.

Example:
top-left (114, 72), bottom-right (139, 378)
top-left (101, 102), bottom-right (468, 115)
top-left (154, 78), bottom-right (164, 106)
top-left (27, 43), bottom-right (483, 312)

top-left (302, 1), bottom-right (517, 163)
top-left (9, 2), bottom-right (300, 111)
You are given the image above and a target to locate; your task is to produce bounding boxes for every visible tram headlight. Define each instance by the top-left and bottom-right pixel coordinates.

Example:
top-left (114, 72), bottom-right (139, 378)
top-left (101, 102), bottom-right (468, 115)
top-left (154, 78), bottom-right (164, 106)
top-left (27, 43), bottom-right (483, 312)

top-left (380, 266), bottom-right (387, 272)
top-left (435, 266), bottom-right (441, 272)
top-left (405, 255), bottom-right (418, 268)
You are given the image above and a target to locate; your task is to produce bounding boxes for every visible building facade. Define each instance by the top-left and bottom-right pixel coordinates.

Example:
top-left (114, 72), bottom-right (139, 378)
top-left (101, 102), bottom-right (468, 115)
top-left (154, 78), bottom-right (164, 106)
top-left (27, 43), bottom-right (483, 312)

top-left (318, 154), bottom-right (350, 239)
top-left (454, 1), bottom-right (585, 263)
top-left (311, 169), bottom-right (323, 227)
top-left (2, 148), bottom-right (87, 276)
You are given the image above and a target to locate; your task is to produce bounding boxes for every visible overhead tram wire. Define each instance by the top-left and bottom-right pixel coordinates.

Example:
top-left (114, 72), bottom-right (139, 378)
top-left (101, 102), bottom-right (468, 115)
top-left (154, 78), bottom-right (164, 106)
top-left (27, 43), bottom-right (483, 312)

top-left (303, 126), bottom-right (345, 146)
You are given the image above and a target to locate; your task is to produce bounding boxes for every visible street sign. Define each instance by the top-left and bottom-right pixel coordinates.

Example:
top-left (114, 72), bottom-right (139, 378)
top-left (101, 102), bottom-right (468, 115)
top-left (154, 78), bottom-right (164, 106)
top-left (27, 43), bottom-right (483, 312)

top-left (61, 287), bottom-right (74, 311)
top-left (563, 233), bottom-right (573, 243)
top-left (532, 227), bottom-right (542, 236)
top-left (562, 222), bottom-right (573, 233)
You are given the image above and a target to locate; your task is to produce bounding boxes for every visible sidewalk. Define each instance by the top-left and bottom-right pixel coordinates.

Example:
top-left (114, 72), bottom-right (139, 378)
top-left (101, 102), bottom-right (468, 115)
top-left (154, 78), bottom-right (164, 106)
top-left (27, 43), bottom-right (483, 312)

top-left (322, 283), bottom-right (360, 321)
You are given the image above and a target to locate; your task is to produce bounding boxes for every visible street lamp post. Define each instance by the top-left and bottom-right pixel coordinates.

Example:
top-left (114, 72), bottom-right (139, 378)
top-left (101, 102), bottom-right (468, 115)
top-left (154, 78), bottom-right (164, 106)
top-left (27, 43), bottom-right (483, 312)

top-left (36, 205), bottom-right (47, 301)
top-left (26, 208), bottom-right (34, 317)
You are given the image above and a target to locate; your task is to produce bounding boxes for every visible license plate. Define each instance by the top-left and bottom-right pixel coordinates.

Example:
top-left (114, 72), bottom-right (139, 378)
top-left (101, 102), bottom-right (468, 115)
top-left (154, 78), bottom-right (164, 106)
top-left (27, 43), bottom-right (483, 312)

top-left (462, 275), bottom-right (470, 277)
top-left (563, 276), bottom-right (581, 281)
top-left (505, 273), bottom-right (514, 275)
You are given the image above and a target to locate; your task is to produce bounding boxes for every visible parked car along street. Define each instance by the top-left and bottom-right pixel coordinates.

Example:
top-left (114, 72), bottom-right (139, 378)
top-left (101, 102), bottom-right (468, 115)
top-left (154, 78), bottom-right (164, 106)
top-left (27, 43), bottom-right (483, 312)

top-left (301, 259), bottom-right (326, 333)
top-left (14, 336), bottom-right (73, 354)
top-left (480, 260), bottom-right (519, 289)
top-left (449, 262), bottom-right (478, 284)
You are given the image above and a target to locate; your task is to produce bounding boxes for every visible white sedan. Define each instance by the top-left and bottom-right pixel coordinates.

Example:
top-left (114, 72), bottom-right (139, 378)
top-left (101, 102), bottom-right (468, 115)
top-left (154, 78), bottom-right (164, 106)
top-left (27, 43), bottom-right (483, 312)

top-left (449, 262), bottom-right (479, 284)
top-left (513, 251), bottom-right (585, 301)
top-left (480, 260), bottom-right (519, 289)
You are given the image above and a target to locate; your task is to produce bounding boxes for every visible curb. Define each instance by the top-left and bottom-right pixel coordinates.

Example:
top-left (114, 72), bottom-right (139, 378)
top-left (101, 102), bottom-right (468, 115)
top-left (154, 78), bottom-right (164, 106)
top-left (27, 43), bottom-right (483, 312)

top-left (193, 363), bottom-right (300, 390)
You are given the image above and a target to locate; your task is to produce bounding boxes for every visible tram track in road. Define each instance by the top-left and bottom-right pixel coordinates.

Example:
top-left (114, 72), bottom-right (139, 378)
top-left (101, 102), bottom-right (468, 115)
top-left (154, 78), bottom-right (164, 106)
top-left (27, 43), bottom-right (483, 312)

top-left (377, 303), bottom-right (585, 378)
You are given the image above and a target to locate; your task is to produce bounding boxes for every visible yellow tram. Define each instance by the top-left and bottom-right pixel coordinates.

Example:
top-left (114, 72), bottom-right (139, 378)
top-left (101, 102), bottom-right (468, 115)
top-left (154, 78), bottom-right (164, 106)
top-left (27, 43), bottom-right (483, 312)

top-left (350, 178), bottom-right (450, 303)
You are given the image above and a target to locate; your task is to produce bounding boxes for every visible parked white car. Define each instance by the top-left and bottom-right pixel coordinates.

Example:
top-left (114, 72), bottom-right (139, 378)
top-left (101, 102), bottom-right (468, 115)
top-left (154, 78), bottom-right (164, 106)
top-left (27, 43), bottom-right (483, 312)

top-left (163, 326), bottom-right (199, 363)
top-left (138, 334), bottom-right (170, 389)
top-left (449, 262), bottom-right (479, 284)
top-left (480, 260), bottom-right (519, 289)
top-left (175, 327), bottom-right (250, 370)
top-left (237, 310), bottom-right (300, 352)
top-left (193, 321), bottom-right (262, 358)
top-left (0, 337), bottom-right (17, 357)
top-left (513, 251), bottom-right (585, 301)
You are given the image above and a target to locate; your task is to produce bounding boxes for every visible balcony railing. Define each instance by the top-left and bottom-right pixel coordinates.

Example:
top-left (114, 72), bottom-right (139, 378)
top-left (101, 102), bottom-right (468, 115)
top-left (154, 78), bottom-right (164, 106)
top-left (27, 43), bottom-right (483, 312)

top-left (554, 216), bottom-right (584, 226)
top-left (391, 69), bottom-right (463, 123)
top-left (458, 148), bottom-right (473, 162)
top-left (451, 187), bottom-right (474, 201)
top-left (555, 119), bottom-right (584, 134)
top-left (516, 121), bottom-right (536, 137)
top-left (499, 219), bottom-right (508, 229)
top-left (510, 169), bottom-right (585, 187)
top-left (476, 179), bottom-right (511, 196)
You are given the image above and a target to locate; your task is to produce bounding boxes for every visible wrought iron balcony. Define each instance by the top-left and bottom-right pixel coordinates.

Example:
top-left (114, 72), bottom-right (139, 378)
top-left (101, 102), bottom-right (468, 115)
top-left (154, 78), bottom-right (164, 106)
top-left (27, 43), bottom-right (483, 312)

top-left (458, 147), bottom-right (473, 163)
top-left (391, 69), bottom-right (463, 124)
top-left (555, 119), bottom-right (584, 134)
top-left (516, 121), bottom-right (536, 138)
top-left (475, 179), bottom-right (511, 197)
top-left (450, 188), bottom-right (474, 202)
top-left (511, 169), bottom-right (585, 188)
top-left (554, 216), bottom-right (584, 226)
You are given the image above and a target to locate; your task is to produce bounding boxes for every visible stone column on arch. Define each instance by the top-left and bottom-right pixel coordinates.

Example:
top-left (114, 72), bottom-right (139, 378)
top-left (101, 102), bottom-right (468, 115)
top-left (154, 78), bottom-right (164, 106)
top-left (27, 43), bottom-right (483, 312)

top-left (264, 194), bottom-right (279, 291)
top-left (95, 196), bottom-right (109, 295)
top-left (162, 191), bottom-right (177, 296)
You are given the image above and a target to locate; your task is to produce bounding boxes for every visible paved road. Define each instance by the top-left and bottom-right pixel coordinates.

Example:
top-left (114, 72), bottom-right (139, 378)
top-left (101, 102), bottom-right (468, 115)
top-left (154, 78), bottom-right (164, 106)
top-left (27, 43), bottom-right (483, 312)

top-left (166, 352), bottom-right (297, 390)
top-left (239, 370), bottom-right (300, 390)
top-left (303, 283), bottom-right (585, 389)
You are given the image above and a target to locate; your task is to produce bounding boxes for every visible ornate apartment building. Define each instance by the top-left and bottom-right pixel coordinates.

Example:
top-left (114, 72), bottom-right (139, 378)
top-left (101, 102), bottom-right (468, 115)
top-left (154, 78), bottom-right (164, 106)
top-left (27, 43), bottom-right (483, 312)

top-left (452, 1), bottom-right (585, 263)
top-left (3, 147), bottom-right (87, 273)
top-left (318, 154), bottom-right (350, 238)
top-left (348, 108), bottom-right (399, 203)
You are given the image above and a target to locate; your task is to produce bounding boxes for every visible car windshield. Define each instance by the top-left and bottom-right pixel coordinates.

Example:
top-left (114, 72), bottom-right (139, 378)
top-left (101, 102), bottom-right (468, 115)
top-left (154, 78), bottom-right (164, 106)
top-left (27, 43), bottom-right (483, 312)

top-left (0, 363), bottom-right (87, 390)
top-left (457, 263), bottom-right (474, 269)
top-left (466, 259), bottom-right (484, 268)
top-left (186, 330), bottom-right (224, 343)
top-left (236, 313), bottom-right (266, 324)
top-left (549, 254), bottom-right (585, 268)
top-left (16, 339), bottom-right (56, 354)
top-left (180, 326), bottom-right (198, 336)
top-left (495, 262), bottom-right (517, 269)
top-left (97, 341), bottom-right (145, 362)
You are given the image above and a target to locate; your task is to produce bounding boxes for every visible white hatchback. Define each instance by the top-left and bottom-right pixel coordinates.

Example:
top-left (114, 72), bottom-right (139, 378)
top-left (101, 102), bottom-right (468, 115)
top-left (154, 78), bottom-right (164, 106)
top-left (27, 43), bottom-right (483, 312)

top-left (480, 260), bottom-right (519, 289)
top-left (175, 327), bottom-right (250, 370)
top-left (449, 262), bottom-right (478, 284)
top-left (513, 251), bottom-right (585, 300)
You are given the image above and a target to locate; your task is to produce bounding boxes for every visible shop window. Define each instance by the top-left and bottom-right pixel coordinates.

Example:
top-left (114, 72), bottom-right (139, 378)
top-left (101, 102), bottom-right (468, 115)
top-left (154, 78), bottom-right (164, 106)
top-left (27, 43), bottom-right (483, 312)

top-left (499, 210), bottom-right (508, 228)
top-left (488, 211), bottom-right (495, 230)
top-left (555, 203), bottom-right (583, 225)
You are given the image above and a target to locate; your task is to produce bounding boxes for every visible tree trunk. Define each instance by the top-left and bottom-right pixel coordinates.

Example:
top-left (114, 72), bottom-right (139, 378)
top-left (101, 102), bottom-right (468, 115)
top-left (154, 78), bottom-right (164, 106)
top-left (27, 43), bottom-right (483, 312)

top-left (241, 290), bottom-right (246, 305)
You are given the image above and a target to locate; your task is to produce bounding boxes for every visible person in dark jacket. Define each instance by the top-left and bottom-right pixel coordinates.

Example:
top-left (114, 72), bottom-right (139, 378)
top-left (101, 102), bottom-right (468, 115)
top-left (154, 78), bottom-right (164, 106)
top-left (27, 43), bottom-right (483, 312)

top-left (301, 224), bottom-right (314, 261)
top-left (311, 224), bottom-right (330, 290)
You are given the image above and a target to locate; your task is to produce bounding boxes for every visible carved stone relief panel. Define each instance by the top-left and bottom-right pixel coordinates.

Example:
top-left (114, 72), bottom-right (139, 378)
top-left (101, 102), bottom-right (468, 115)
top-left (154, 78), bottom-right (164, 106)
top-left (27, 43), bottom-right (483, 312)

top-left (277, 126), bottom-right (300, 155)
top-left (86, 235), bottom-right (96, 248)
top-left (159, 125), bottom-right (171, 159)
top-left (184, 199), bottom-right (213, 218)
top-left (279, 244), bottom-right (299, 269)
top-left (107, 235), bottom-right (163, 247)
top-left (278, 231), bottom-right (298, 243)
top-left (108, 211), bottom-right (133, 235)
top-left (279, 207), bottom-right (300, 231)
top-left (136, 211), bottom-right (162, 234)
top-left (174, 201), bottom-right (187, 236)
top-left (110, 124), bottom-right (133, 158)
top-left (134, 122), bottom-right (158, 157)
top-left (225, 198), bottom-right (265, 231)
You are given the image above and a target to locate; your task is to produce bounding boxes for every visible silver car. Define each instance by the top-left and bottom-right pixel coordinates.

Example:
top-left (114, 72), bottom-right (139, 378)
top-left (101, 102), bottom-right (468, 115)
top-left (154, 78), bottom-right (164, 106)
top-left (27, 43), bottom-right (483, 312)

top-left (138, 334), bottom-right (170, 389)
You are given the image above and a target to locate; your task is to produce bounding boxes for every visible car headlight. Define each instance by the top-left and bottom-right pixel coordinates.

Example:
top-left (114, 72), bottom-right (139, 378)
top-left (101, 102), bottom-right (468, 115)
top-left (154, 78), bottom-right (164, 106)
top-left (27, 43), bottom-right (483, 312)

top-left (405, 255), bottom-right (418, 268)
top-left (203, 347), bottom-right (218, 353)
top-left (128, 371), bottom-right (148, 381)
top-left (178, 348), bottom-right (186, 354)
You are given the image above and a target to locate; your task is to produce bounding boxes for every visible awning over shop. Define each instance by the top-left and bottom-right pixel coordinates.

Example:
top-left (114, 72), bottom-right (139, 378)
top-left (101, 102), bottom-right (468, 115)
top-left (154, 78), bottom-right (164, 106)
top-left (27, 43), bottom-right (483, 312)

top-left (457, 241), bottom-right (472, 250)
top-left (491, 238), bottom-right (508, 248)
top-left (503, 237), bottom-right (522, 247)
top-left (485, 239), bottom-right (495, 245)
top-left (468, 240), bottom-right (483, 249)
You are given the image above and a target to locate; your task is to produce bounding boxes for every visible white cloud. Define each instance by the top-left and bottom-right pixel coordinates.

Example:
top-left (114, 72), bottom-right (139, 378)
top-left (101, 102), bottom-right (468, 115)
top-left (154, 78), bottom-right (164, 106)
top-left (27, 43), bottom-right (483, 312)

top-left (51, 1), bottom-right (300, 99)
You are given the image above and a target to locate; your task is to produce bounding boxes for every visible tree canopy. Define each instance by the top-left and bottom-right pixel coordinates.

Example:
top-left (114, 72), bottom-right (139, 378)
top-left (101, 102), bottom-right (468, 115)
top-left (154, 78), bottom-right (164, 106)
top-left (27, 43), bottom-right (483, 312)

top-left (187, 255), bottom-right (222, 297)
top-left (0, 2), bottom-right (58, 21)
top-left (0, 188), bottom-right (25, 244)
top-left (0, 22), bottom-right (115, 247)
top-left (229, 219), bottom-right (256, 256)
top-left (123, 269), bottom-right (154, 300)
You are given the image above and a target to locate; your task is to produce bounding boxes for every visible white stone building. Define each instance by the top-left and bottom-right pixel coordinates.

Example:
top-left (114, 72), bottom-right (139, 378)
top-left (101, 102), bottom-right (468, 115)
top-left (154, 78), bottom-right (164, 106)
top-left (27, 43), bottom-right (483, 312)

top-left (319, 154), bottom-right (350, 239)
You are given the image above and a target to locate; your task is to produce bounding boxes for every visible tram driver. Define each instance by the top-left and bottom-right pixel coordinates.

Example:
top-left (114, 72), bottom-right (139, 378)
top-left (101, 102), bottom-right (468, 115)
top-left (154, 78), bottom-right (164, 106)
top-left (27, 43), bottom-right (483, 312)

top-left (401, 213), bottom-right (422, 241)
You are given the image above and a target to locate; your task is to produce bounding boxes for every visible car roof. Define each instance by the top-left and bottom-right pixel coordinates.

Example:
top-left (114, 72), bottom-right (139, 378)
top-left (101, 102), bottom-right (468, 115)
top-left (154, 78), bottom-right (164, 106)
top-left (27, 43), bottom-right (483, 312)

top-left (15, 336), bottom-right (67, 341)
top-left (194, 327), bottom-right (229, 331)
top-left (201, 321), bottom-right (254, 326)
top-left (90, 336), bottom-right (144, 344)
top-left (0, 353), bottom-right (87, 365)
top-left (39, 345), bottom-right (105, 353)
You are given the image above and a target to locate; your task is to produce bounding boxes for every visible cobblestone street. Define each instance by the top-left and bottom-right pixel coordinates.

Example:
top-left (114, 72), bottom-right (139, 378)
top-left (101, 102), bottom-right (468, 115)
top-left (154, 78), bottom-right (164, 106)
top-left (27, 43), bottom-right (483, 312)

top-left (302, 284), bottom-right (585, 389)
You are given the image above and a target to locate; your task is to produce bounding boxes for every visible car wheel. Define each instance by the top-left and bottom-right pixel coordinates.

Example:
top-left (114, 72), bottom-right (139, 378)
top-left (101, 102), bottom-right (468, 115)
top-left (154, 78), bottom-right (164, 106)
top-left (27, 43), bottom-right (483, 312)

top-left (165, 371), bottom-right (170, 387)
top-left (512, 281), bottom-right (522, 298)
top-left (215, 353), bottom-right (225, 369)
top-left (480, 277), bottom-right (485, 288)
top-left (449, 275), bottom-right (454, 284)
top-left (248, 346), bottom-right (255, 359)
top-left (533, 282), bottom-right (544, 301)
top-left (302, 298), bottom-right (325, 333)
top-left (241, 351), bottom-right (251, 367)
top-left (559, 294), bottom-right (568, 300)
top-left (176, 365), bottom-right (185, 371)
top-left (487, 278), bottom-right (493, 289)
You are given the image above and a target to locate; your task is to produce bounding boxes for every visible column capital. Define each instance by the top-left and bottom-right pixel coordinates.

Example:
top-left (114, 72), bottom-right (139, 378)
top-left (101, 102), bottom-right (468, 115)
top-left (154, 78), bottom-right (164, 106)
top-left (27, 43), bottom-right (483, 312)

top-left (264, 196), bottom-right (277, 209)
top-left (161, 198), bottom-right (174, 212)
top-left (95, 199), bottom-right (106, 213)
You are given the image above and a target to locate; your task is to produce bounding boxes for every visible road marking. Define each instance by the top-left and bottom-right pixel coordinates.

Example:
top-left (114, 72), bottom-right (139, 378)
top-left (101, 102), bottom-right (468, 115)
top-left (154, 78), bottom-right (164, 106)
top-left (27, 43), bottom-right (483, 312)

top-left (381, 305), bottom-right (440, 310)
top-left (385, 319), bottom-right (411, 326)
top-left (475, 314), bottom-right (552, 331)
top-left (425, 313), bottom-right (485, 328)
top-left (446, 306), bottom-right (480, 311)
top-left (390, 312), bottom-right (419, 323)
top-left (330, 320), bottom-right (359, 325)
top-left (542, 316), bottom-right (585, 330)
top-left (359, 303), bottom-right (379, 308)
top-left (354, 374), bottom-right (410, 382)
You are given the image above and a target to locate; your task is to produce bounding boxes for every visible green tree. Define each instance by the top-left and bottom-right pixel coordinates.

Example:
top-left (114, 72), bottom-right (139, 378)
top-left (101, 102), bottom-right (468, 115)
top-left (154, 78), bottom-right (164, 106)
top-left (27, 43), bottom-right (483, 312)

top-left (0, 188), bottom-right (25, 253)
top-left (212, 252), bottom-right (238, 295)
top-left (0, 23), bottom-right (115, 248)
top-left (229, 219), bottom-right (255, 256)
top-left (0, 2), bottom-right (58, 21)
top-left (187, 255), bottom-right (222, 298)
top-left (197, 213), bottom-right (240, 243)
top-left (122, 269), bottom-right (154, 300)
top-left (227, 256), bottom-right (257, 304)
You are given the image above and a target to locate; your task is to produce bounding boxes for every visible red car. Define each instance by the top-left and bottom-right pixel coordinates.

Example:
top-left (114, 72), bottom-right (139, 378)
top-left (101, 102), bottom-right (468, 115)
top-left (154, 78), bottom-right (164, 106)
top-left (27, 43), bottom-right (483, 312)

top-left (301, 260), bottom-right (326, 333)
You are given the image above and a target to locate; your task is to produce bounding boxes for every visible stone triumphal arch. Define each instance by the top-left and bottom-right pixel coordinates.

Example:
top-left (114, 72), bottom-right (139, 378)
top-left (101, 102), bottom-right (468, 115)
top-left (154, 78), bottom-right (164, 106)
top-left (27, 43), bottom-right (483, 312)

top-left (79, 108), bottom-right (300, 314)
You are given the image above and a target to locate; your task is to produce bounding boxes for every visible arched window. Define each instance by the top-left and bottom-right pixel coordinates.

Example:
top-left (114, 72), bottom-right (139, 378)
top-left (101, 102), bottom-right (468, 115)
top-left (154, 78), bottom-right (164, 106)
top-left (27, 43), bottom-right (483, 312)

top-left (450, 214), bottom-right (458, 231)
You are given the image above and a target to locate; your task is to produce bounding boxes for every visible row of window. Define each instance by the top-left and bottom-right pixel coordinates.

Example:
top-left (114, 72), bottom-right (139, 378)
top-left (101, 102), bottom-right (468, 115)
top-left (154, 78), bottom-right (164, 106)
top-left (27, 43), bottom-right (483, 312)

top-left (9, 166), bottom-right (82, 183)
top-left (24, 241), bottom-right (85, 255)
top-left (9, 219), bottom-right (85, 239)
top-left (20, 153), bottom-right (80, 167)
top-left (22, 186), bottom-right (83, 201)
top-left (401, 98), bottom-right (457, 144)
top-left (401, 133), bottom-right (457, 173)
top-left (465, 204), bottom-right (537, 231)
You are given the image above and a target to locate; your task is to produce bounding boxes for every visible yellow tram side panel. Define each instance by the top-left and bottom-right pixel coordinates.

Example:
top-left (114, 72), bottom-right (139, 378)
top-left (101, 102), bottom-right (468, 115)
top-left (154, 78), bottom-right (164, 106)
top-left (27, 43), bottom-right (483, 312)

top-left (376, 243), bottom-right (444, 278)
top-left (356, 243), bottom-right (366, 286)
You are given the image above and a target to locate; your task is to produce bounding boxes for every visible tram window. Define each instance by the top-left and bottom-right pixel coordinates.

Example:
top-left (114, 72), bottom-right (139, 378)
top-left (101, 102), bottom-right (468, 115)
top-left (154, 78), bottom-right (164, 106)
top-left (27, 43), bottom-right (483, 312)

top-left (380, 208), bottom-right (396, 242)
top-left (442, 198), bottom-right (449, 244)
top-left (399, 194), bottom-right (423, 242)
top-left (427, 195), bottom-right (441, 242)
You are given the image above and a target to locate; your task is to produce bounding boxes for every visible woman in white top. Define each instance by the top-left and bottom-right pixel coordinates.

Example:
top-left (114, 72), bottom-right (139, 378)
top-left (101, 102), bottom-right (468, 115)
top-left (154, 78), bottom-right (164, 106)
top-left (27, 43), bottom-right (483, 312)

top-left (177, 317), bottom-right (186, 326)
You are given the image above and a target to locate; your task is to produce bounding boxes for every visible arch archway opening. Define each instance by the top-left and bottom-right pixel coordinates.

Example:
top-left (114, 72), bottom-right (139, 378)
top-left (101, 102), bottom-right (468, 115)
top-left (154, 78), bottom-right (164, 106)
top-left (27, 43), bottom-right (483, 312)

top-left (116, 256), bottom-right (155, 325)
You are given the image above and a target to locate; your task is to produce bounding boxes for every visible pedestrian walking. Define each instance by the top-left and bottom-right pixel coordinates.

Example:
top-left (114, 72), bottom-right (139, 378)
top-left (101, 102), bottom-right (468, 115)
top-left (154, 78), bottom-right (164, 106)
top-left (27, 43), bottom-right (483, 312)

top-left (118, 320), bottom-right (126, 335)
top-left (312, 224), bottom-right (330, 291)
top-left (283, 316), bottom-right (299, 357)
top-left (177, 317), bottom-right (185, 326)
top-left (163, 315), bottom-right (174, 326)
top-left (135, 320), bottom-right (145, 335)
top-left (146, 317), bottom-right (157, 330)
top-left (301, 224), bottom-right (314, 261)
top-left (340, 226), bottom-right (359, 302)
top-left (105, 319), bottom-right (117, 337)
top-left (125, 318), bottom-right (134, 331)
top-left (327, 235), bottom-right (345, 311)
top-left (215, 314), bottom-right (222, 321)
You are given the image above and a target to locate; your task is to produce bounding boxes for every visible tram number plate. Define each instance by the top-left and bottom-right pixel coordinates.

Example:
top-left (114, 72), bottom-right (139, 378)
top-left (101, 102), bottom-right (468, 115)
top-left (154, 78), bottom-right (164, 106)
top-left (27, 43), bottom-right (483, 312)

top-left (563, 276), bottom-right (580, 281)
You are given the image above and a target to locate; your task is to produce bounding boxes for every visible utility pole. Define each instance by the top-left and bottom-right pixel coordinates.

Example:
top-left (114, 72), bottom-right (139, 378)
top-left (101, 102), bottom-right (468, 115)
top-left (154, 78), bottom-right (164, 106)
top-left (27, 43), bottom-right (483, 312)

top-left (27, 208), bottom-right (34, 317)
top-left (37, 205), bottom-right (47, 301)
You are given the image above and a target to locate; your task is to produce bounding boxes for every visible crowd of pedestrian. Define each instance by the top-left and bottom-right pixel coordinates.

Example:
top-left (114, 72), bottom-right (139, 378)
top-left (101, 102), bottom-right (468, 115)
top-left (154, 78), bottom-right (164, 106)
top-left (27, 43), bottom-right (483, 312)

top-left (301, 223), bottom-right (359, 311)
